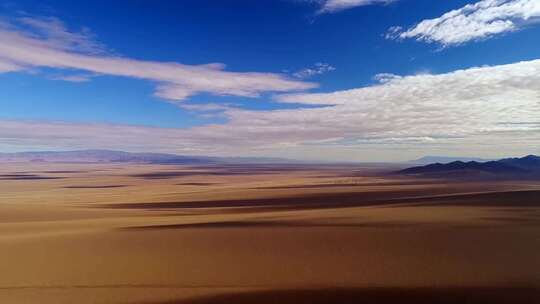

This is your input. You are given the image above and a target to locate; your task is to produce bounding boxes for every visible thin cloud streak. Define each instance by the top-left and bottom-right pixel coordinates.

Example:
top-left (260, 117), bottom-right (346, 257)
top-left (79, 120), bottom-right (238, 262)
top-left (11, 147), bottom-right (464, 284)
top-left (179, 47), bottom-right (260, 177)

top-left (49, 74), bottom-right (93, 82)
top-left (0, 16), bottom-right (316, 102)
top-left (318, 0), bottom-right (396, 13)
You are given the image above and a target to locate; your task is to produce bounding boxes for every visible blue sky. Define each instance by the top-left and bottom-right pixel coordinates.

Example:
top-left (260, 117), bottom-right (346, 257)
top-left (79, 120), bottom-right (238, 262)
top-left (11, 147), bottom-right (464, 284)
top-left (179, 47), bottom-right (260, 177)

top-left (1, 0), bottom-right (539, 161)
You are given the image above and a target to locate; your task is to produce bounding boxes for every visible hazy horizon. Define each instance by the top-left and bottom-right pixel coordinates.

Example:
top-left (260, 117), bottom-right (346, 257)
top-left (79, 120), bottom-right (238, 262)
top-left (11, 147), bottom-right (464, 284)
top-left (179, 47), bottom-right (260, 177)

top-left (1, 148), bottom-right (537, 165)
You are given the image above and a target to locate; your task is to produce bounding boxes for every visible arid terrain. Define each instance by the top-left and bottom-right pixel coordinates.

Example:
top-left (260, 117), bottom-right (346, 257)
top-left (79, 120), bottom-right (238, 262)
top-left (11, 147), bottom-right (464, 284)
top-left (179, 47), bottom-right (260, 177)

top-left (1, 162), bottom-right (539, 303)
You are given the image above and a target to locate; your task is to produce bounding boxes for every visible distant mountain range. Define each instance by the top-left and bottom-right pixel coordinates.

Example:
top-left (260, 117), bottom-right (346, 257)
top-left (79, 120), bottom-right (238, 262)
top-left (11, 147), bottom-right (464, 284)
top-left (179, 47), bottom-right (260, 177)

top-left (409, 156), bottom-right (493, 165)
top-left (0, 150), bottom-right (297, 164)
top-left (400, 155), bottom-right (540, 179)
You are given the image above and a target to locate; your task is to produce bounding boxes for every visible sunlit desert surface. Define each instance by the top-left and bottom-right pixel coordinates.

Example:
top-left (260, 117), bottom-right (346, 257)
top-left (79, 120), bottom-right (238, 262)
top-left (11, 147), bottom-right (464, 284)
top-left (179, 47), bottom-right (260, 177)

top-left (1, 163), bottom-right (539, 303)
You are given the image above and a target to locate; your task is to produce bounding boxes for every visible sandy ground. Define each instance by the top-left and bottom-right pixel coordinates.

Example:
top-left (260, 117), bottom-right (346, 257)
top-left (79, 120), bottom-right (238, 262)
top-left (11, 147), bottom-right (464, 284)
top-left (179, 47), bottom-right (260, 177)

top-left (0, 163), bottom-right (539, 303)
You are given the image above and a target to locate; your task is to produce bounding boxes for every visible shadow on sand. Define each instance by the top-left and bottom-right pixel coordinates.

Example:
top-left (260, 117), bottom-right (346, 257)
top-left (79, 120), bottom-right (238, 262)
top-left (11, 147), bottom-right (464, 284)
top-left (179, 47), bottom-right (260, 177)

top-left (148, 287), bottom-right (540, 304)
top-left (106, 190), bottom-right (540, 211)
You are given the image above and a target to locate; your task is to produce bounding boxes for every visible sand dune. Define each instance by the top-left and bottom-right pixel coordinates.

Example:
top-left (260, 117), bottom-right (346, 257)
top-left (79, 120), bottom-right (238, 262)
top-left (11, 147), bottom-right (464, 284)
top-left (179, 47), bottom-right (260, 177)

top-left (0, 163), bottom-right (539, 303)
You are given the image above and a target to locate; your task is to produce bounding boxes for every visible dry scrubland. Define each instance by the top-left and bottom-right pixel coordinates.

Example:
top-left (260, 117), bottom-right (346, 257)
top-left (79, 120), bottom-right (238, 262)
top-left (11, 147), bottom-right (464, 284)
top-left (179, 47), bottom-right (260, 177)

top-left (0, 163), bottom-right (539, 303)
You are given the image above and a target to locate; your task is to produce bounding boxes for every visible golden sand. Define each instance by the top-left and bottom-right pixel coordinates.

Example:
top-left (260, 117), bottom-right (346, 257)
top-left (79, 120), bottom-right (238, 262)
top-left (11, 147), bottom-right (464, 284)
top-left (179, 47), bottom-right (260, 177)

top-left (0, 163), bottom-right (539, 303)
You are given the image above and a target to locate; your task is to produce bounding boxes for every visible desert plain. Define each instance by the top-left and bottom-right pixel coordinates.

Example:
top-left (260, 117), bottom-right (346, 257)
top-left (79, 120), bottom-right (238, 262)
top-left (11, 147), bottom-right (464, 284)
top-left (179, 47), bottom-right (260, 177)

top-left (0, 162), bottom-right (539, 303)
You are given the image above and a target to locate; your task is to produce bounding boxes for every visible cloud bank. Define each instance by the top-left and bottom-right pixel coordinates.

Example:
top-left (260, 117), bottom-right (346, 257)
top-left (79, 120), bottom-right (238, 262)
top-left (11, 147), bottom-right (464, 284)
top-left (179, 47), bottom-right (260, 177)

top-left (0, 16), bottom-right (315, 102)
top-left (3, 58), bottom-right (540, 161)
top-left (388, 0), bottom-right (540, 46)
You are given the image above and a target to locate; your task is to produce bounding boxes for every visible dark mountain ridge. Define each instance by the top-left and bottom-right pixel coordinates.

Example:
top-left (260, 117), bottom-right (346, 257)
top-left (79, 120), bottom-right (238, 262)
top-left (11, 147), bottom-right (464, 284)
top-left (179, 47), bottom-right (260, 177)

top-left (400, 155), bottom-right (540, 179)
top-left (409, 156), bottom-right (492, 165)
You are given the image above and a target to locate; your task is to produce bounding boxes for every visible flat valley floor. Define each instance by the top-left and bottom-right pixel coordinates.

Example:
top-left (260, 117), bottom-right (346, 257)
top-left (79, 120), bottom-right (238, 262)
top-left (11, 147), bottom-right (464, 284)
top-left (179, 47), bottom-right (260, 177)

top-left (1, 163), bottom-right (539, 303)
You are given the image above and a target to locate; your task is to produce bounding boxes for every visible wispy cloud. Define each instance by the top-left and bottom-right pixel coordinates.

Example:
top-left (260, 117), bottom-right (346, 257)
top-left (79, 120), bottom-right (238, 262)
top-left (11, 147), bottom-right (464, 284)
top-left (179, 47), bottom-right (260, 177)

top-left (293, 62), bottom-right (336, 79)
top-left (177, 102), bottom-right (238, 118)
top-left (0, 59), bottom-right (23, 72)
top-left (17, 16), bottom-right (107, 54)
top-left (387, 0), bottom-right (540, 47)
top-left (49, 73), bottom-right (94, 82)
top-left (178, 103), bottom-right (235, 113)
top-left (318, 0), bottom-right (397, 14)
top-left (3, 58), bottom-right (540, 161)
top-left (0, 16), bottom-right (316, 102)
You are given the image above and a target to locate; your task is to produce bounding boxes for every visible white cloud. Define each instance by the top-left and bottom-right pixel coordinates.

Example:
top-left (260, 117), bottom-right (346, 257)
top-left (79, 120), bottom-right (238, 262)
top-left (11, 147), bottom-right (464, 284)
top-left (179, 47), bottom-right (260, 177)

top-left (0, 16), bottom-right (316, 101)
top-left (318, 0), bottom-right (396, 13)
top-left (293, 62), bottom-right (336, 78)
top-left (3, 58), bottom-right (540, 161)
top-left (273, 59), bottom-right (540, 150)
top-left (388, 0), bottom-right (540, 46)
